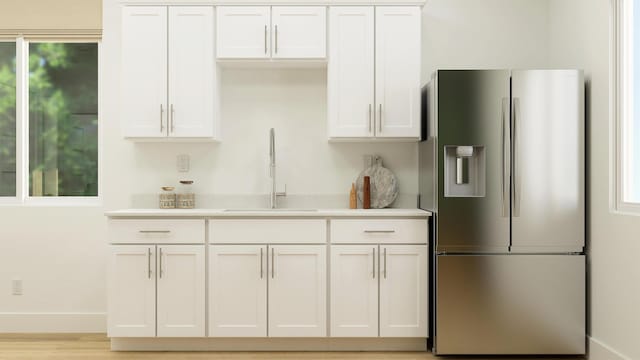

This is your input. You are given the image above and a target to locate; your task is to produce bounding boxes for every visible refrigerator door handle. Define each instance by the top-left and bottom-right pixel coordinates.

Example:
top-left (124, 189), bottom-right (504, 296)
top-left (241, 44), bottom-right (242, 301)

top-left (512, 97), bottom-right (521, 217)
top-left (501, 98), bottom-right (510, 217)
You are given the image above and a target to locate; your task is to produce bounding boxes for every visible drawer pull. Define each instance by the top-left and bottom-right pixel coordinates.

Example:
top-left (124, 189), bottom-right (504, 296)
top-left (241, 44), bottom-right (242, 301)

top-left (364, 230), bottom-right (396, 234)
top-left (139, 230), bottom-right (171, 234)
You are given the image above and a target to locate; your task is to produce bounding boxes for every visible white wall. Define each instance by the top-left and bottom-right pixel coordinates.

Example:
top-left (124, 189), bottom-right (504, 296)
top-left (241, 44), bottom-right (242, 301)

top-left (548, 1), bottom-right (640, 359)
top-left (0, 0), bottom-right (552, 332)
top-left (421, 0), bottom-right (550, 82)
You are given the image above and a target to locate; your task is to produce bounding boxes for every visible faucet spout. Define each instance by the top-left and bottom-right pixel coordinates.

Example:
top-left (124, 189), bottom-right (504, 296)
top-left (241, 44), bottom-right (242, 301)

top-left (269, 128), bottom-right (286, 209)
top-left (269, 128), bottom-right (275, 167)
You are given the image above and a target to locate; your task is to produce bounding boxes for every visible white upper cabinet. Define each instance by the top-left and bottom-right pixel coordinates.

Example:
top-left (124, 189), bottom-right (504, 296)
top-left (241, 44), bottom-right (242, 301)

top-left (209, 245), bottom-right (268, 337)
top-left (379, 245), bottom-right (428, 337)
top-left (328, 7), bottom-right (375, 138)
top-left (330, 245), bottom-right (378, 337)
top-left (156, 245), bottom-right (206, 337)
top-left (108, 245), bottom-right (156, 337)
top-left (268, 245), bottom-right (327, 337)
top-left (375, 6), bottom-right (421, 138)
top-left (216, 6), bottom-right (271, 59)
top-left (121, 7), bottom-right (167, 138)
top-left (121, 6), bottom-right (218, 139)
top-left (272, 7), bottom-right (326, 59)
top-left (168, 7), bottom-right (216, 138)
top-left (328, 6), bottom-right (421, 140)
top-left (217, 6), bottom-right (326, 59)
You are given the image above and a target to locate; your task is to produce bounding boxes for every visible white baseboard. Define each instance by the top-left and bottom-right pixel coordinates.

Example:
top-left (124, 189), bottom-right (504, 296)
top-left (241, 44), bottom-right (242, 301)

top-left (0, 312), bottom-right (106, 333)
top-left (111, 338), bottom-right (428, 352)
top-left (589, 336), bottom-right (632, 360)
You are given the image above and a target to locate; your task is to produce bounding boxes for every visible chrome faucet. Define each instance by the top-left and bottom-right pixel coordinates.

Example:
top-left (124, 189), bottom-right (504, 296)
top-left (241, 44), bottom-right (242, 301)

top-left (269, 128), bottom-right (286, 208)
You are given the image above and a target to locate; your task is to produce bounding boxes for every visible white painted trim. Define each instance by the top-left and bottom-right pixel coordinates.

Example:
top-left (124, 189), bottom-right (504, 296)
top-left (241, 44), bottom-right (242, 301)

top-left (111, 337), bottom-right (428, 351)
top-left (589, 336), bottom-right (632, 360)
top-left (0, 312), bottom-right (106, 333)
top-left (611, 0), bottom-right (640, 215)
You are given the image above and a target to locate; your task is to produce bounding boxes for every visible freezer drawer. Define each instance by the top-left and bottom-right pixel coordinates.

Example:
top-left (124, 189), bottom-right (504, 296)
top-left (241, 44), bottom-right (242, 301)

top-left (435, 254), bottom-right (585, 355)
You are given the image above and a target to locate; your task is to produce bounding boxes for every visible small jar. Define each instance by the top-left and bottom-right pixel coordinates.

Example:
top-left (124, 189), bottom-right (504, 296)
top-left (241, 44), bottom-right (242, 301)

top-left (177, 180), bottom-right (195, 209)
top-left (159, 186), bottom-right (176, 209)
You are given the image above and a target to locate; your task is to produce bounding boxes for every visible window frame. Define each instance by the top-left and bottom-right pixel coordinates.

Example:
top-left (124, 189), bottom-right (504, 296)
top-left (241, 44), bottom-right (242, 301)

top-left (612, 0), bottom-right (640, 214)
top-left (0, 37), bottom-right (101, 206)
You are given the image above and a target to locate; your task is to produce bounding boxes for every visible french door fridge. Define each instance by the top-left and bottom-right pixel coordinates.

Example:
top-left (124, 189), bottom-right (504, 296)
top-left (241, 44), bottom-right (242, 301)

top-left (419, 70), bottom-right (585, 355)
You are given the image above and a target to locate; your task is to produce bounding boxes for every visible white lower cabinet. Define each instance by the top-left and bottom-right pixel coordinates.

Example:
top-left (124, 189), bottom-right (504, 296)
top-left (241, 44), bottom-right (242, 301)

top-left (157, 245), bottom-right (206, 337)
top-left (209, 244), bottom-right (326, 338)
top-left (330, 245), bottom-right (378, 337)
top-left (108, 245), bottom-right (156, 337)
top-left (330, 244), bottom-right (428, 338)
top-left (108, 244), bottom-right (205, 338)
top-left (268, 245), bottom-right (327, 337)
top-left (209, 245), bottom-right (268, 337)
top-left (379, 245), bottom-right (429, 337)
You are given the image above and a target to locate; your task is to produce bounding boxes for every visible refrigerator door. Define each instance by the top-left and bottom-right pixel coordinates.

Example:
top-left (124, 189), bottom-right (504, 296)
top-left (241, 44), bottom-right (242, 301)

top-left (511, 70), bottom-right (585, 253)
top-left (435, 254), bottom-right (585, 355)
top-left (436, 70), bottom-right (511, 253)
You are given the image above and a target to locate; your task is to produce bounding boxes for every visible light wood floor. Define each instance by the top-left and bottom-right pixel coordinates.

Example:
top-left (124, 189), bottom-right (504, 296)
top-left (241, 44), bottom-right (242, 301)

top-left (0, 334), bottom-right (585, 360)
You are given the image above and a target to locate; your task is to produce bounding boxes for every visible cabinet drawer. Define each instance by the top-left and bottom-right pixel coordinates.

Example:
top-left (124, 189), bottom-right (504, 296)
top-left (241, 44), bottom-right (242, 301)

top-left (210, 219), bottom-right (326, 244)
top-left (331, 219), bottom-right (428, 244)
top-left (109, 219), bottom-right (205, 244)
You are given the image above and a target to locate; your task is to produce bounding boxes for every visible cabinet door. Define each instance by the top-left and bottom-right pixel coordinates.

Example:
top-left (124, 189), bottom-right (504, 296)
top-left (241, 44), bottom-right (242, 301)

top-left (108, 245), bottom-right (156, 337)
top-left (272, 7), bottom-right (326, 59)
top-left (209, 245), bottom-right (267, 337)
top-left (374, 7), bottom-right (421, 138)
top-left (330, 245), bottom-right (378, 337)
top-left (168, 7), bottom-right (216, 138)
top-left (216, 6), bottom-right (270, 59)
top-left (327, 7), bottom-right (375, 138)
top-left (268, 245), bottom-right (326, 337)
top-left (379, 245), bottom-right (428, 337)
top-left (156, 245), bottom-right (205, 337)
top-left (121, 6), bottom-right (168, 138)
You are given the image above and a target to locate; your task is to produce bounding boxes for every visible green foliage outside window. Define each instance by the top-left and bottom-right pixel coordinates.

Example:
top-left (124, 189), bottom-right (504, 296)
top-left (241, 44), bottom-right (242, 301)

top-left (28, 43), bottom-right (98, 196)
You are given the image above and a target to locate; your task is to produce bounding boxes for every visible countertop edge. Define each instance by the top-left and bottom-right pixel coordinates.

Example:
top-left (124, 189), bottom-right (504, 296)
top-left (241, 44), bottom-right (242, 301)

top-left (104, 208), bottom-right (432, 218)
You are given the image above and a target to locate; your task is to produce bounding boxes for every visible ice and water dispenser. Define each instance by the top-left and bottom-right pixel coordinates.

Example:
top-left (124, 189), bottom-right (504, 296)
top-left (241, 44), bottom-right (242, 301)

top-left (444, 146), bottom-right (486, 197)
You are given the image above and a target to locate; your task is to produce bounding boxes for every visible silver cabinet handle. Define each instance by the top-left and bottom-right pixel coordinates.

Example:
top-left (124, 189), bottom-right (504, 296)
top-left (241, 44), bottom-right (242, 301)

top-left (368, 104), bottom-right (372, 133)
top-left (170, 104), bottom-right (175, 133)
top-left (271, 248), bottom-right (275, 279)
top-left (372, 247), bottom-right (376, 279)
top-left (160, 104), bottom-right (164, 133)
top-left (147, 248), bottom-right (152, 279)
top-left (383, 247), bottom-right (387, 279)
top-left (264, 25), bottom-right (267, 54)
top-left (275, 25), bottom-right (278, 54)
top-left (159, 247), bottom-right (163, 279)
top-left (378, 104), bottom-right (383, 133)
top-left (260, 248), bottom-right (264, 279)
top-left (139, 230), bottom-right (171, 234)
top-left (512, 97), bottom-right (521, 217)
top-left (364, 230), bottom-right (395, 233)
top-left (501, 98), bottom-right (509, 217)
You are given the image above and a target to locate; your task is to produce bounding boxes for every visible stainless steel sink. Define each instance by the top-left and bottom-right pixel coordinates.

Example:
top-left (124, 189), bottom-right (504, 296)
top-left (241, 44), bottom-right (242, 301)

top-left (223, 209), bottom-right (319, 212)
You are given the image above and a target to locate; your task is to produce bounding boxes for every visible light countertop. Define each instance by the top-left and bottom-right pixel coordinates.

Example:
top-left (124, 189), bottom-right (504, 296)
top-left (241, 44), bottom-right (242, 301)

top-left (105, 208), bottom-right (432, 218)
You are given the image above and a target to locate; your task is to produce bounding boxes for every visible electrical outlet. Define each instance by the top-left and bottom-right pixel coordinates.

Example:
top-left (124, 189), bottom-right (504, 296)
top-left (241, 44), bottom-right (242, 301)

top-left (12, 279), bottom-right (22, 296)
top-left (177, 154), bottom-right (190, 172)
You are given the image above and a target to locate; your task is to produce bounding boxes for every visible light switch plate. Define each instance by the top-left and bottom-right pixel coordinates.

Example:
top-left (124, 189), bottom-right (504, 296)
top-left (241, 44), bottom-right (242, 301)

top-left (12, 279), bottom-right (22, 295)
top-left (177, 154), bottom-right (190, 172)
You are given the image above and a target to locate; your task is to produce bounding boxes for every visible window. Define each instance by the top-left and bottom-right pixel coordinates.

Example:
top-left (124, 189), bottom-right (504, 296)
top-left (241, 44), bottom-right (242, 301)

top-left (0, 39), bottom-right (99, 203)
top-left (0, 42), bottom-right (16, 196)
top-left (614, 0), bottom-right (640, 212)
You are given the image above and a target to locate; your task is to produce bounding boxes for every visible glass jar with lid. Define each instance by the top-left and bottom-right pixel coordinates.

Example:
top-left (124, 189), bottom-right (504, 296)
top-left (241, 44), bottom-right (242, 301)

top-left (159, 186), bottom-right (176, 209)
top-left (176, 180), bottom-right (195, 209)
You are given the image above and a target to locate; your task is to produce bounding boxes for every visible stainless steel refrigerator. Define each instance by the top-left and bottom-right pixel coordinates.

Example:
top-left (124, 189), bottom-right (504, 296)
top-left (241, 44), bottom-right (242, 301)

top-left (419, 70), bottom-right (585, 355)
